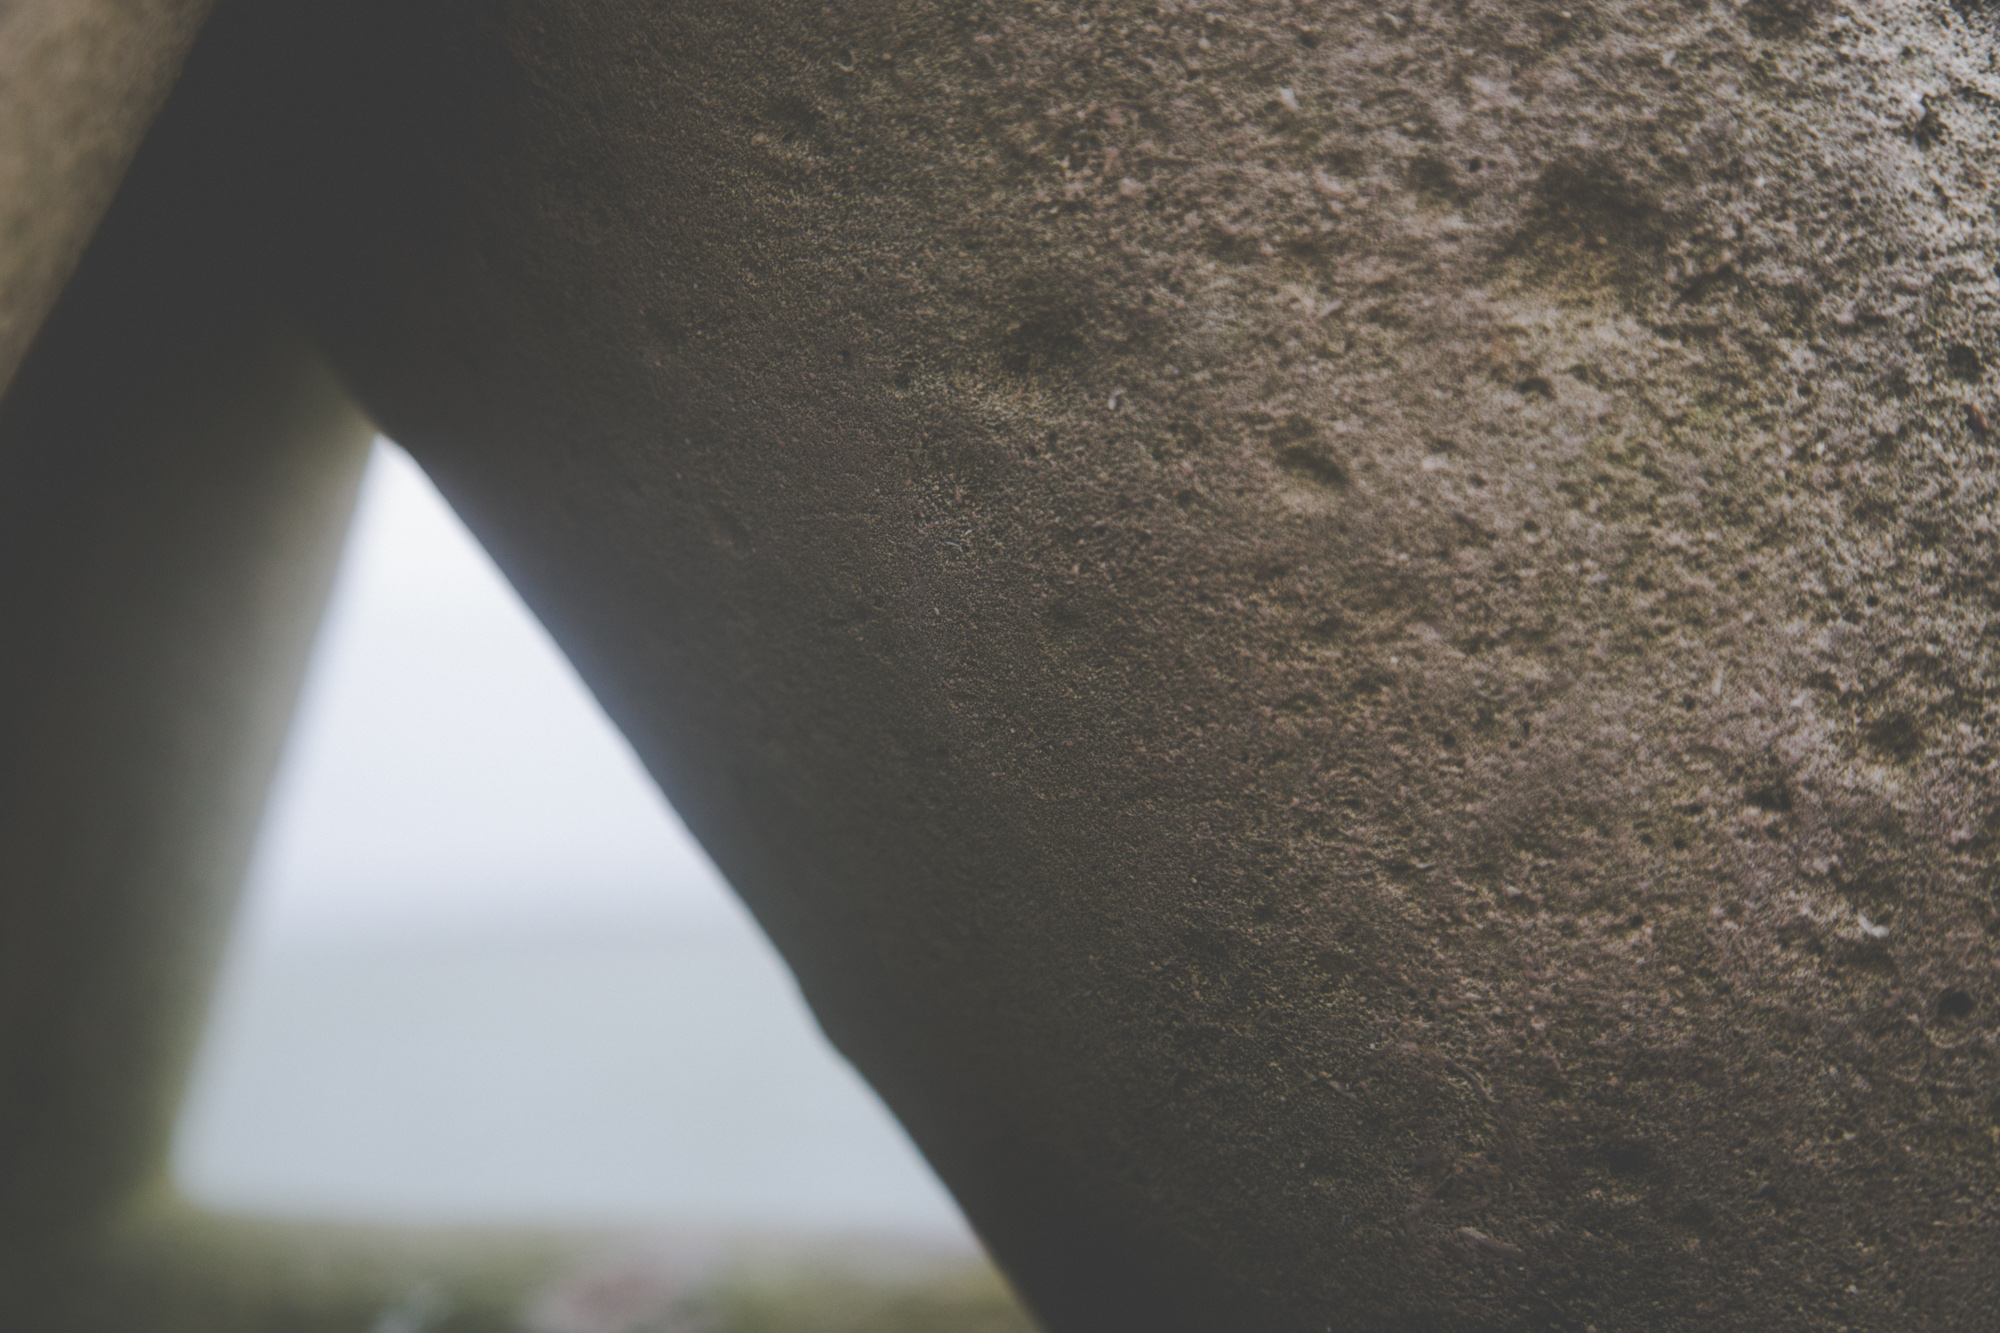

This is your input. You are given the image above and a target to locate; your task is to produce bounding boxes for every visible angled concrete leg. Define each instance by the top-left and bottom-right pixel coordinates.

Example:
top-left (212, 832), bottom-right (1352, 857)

top-left (0, 207), bottom-right (373, 1321)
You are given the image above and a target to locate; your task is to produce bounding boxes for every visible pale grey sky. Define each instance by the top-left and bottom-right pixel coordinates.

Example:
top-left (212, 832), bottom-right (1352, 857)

top-left (232, 439), bottom-right (744, 949)
top-left (177, 438), bottom-right (971, 1238)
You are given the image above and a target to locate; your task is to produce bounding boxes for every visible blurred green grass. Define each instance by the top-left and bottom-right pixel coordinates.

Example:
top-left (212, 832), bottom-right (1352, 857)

top-left (56, 1203), bottom-right (1040, 1333)
top-left (707, 1265), bottom-right (1035, 1333)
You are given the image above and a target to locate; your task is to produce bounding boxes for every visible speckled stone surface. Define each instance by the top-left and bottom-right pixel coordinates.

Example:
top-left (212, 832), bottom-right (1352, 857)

top-left (275, 1), bottom-right (2000, 1327)
top-left (18, 0), bottom-right (2000, 1327)
top-left (0, 0), bottom-right (215, 395)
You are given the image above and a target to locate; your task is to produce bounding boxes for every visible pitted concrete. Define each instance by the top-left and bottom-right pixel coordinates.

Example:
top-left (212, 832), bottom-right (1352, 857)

top-left (292, 1), bottom-right (2000, 1327)
top-left (9, 1), bottom-right (2000, 1328)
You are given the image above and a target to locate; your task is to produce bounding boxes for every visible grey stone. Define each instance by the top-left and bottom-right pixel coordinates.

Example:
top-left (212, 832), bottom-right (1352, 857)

top-left (7, 1), bottom-right (1999, 1328)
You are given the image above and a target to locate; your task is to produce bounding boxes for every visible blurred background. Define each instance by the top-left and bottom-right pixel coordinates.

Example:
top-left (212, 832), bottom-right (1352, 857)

top-left (167, 439), bottom-right (1025, 1331)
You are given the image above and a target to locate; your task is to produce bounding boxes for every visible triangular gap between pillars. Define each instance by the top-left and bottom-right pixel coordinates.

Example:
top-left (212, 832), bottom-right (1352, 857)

top-left (171, 436), bottom-right (972, 1241)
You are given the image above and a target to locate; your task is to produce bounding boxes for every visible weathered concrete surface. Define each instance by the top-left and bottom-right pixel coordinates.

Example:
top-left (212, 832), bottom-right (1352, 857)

top-left (284, 1), bottom-right (2000, 1327)
top-left (0, 0), bottom-right (216, 396)
top-left (12, 0), bottom-right (2000, 1327)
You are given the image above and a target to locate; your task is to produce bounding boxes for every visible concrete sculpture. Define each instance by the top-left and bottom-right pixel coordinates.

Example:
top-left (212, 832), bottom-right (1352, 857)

top-left (5, 1), bottom-right (1998, 1328)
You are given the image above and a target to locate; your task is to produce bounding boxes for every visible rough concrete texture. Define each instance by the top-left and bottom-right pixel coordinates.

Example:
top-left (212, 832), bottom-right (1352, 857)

top-left (13, 0), bottom-right (2000, 1327)
top-left (0, 0), bottom-right (216, 395)
top-left (272, 1), bottom-right (2000, 1327)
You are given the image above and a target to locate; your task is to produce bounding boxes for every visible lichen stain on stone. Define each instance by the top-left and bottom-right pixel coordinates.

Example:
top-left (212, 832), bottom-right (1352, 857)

top-left (1497, 159), bottom-right (1672, 311)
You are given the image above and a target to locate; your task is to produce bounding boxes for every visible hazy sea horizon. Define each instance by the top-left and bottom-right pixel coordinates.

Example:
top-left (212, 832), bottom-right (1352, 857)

top-left (174, 919), bottom-right (976, 1245)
